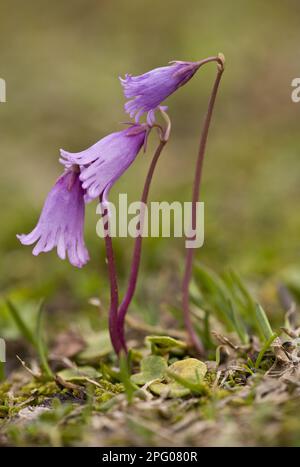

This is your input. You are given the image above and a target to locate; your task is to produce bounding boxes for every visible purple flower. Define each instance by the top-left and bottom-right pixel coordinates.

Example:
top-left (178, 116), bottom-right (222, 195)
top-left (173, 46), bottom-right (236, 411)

top-left (120, 61), bottom-right (201, 121)
top-left (17, 170), bottom-right (89, 268)
top-left (60, 124), bottom-right (148, 202)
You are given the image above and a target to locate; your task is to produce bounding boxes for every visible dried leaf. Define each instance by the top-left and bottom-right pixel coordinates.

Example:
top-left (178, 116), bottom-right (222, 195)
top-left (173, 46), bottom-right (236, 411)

top-left (51, 331), bottom-right (85, 359)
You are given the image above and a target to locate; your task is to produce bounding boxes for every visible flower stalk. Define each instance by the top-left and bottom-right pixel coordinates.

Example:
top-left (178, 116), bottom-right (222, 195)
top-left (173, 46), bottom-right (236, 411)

top-left (182, 55), bottom-right (225, 355)
top-left (117, 113), bottom-right (171, 353)
top-left (102, 199), bottom-right (120, 355)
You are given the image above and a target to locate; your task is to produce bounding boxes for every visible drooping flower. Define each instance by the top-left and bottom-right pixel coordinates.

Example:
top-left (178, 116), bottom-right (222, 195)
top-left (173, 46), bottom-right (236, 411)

top-left (120, 61), bottom-right (202, 121)
top-left (17, 169), bottom-right (89, 268)
top-left (60, 124), bottom-right (148, 202)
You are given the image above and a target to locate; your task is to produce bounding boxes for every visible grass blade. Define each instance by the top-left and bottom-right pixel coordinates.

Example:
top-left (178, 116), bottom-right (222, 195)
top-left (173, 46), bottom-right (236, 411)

top-left (255, 333), bottom-right (278, 369)
top-left (119, 351), bottom-right (137, 403)
top-left (36, 300), bottom-right (53, 378)
top-left (255, 304), bottom-right (274, 342)
top-left (194, 265), bottom-right (235, 330)
top-left (0, 362), bottom-right (4, 382)
top-left (230, 300), bottom-right (249, 344)
top-left (224, 270), bottom-right (257, 322)
top-left (6, 299), bottom-right (37, 348)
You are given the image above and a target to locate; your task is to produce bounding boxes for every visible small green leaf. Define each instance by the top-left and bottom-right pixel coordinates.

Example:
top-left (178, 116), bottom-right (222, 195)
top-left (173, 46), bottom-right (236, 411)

top-left (77, 331), bottom-right (112, 363)
top-left (149, 381), bottom-right (190, 398)
top-left (149, 358), bottom-right (207, 399)
top-left (145, 335), bottom-right (187, 355)
top-left (57, 366), bottom-right (101, 382)
top-left (131, 355), bottom-right (167, 385)
top-left (167, 358), bottom-right (207, 384)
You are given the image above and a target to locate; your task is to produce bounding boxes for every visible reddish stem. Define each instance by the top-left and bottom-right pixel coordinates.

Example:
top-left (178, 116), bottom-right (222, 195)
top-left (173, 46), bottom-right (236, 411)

top-left (182, 60), bottom-right (224, 355)
top-left (102, 201), bottom-right (120, 355)
top-left (117, 140), bottom-right (167, 352)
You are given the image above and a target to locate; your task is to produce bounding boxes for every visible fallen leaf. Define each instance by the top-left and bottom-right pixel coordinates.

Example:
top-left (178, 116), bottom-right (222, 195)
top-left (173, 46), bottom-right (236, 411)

top-left (51, 330), bottom-right (85, 359)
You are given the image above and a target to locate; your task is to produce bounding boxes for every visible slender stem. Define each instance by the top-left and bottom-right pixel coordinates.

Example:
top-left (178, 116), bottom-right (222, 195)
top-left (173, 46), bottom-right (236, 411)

top-left (182, 60), bottom-right (224, 355)
top-left (196, 55), bottom-right (224, 69)
top-left (117, 140), bottom-right (167, 352)
top-left (171, 55), bottom-right (223, 70)
top-left (102, 200), bottom-right (120, 355)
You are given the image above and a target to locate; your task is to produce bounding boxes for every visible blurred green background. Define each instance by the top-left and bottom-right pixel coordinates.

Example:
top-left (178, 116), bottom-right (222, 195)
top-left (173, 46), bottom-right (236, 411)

top-left (1, 0), bottom-right (300, 338)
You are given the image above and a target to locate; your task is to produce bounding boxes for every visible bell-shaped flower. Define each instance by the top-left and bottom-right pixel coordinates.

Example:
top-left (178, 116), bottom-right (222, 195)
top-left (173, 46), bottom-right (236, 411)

top-left (17, 169), bottom-right (89, 268)
top-left (60, 124), bottom-right (148, 201)
top-left (120, 61), bottom-right (202, 121)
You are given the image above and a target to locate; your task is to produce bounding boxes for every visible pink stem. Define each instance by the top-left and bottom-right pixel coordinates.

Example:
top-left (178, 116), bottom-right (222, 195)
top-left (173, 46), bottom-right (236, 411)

top-left (102, 199), bottom-right (120, 355)
top-left (117, 140), bottom-right (167, 352)
top-left (182, 61), bottom-right (224, 355)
